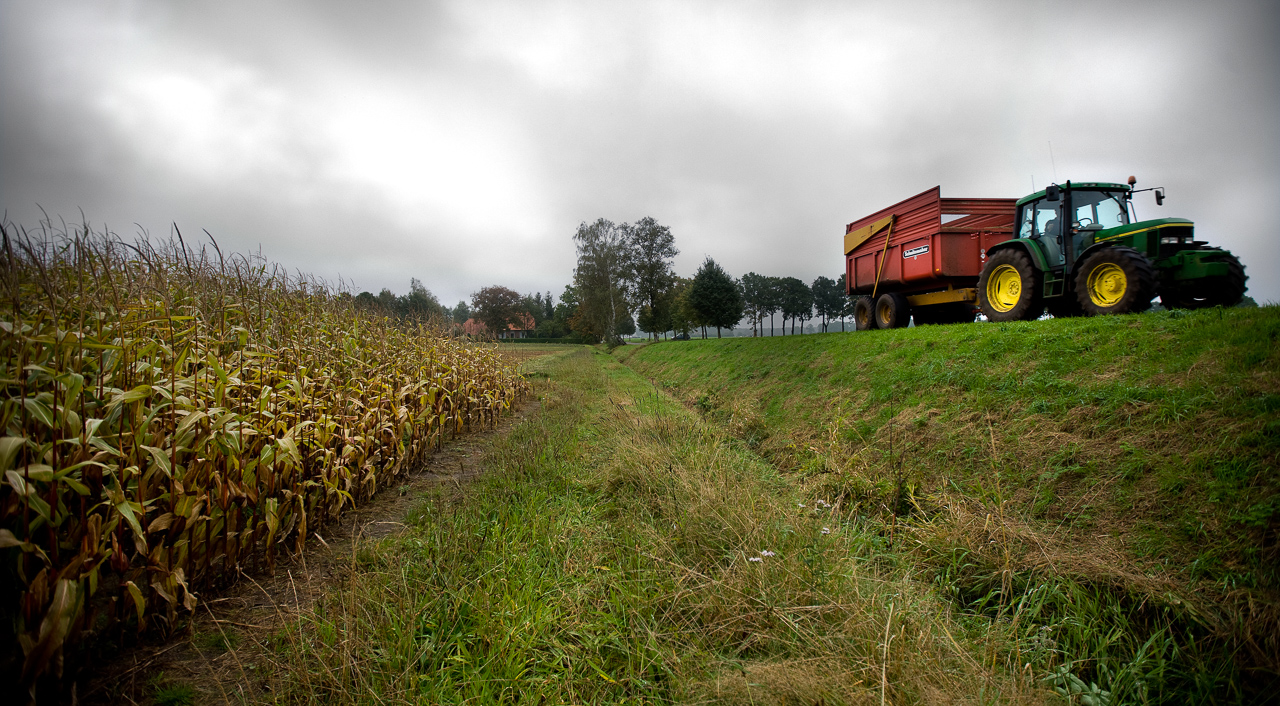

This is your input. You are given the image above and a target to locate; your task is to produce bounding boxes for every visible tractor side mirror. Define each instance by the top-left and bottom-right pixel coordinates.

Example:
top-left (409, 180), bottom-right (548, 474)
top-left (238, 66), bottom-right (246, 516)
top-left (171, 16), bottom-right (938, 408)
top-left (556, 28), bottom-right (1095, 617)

top-left (1046, 184), bottom-right (1060, 202)
top-left (1155, 189), bottom-right (1165, 206)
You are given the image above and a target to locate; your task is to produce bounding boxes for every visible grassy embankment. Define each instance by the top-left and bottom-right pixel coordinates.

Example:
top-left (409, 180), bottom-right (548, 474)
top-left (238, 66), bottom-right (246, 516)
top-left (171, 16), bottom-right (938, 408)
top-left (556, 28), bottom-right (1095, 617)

top-left (621, 307), bottom-right (1279, 702)
top-left (259, 307), bottom-right (1276, 704)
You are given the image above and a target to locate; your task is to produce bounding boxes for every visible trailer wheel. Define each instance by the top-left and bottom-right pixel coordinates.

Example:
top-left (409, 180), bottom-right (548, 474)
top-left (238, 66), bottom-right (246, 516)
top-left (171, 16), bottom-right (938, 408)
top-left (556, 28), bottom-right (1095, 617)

top-left (1074, 246), bottom-right (1156, 315)
top-left (1158, 252), bottom-right (1247, 309)
top-left (875, 293), bottom-right (911, 328)
top-left (978, 249), bottom-right (1043, 322)
top-left (853, 296), bottom-right (878, 330)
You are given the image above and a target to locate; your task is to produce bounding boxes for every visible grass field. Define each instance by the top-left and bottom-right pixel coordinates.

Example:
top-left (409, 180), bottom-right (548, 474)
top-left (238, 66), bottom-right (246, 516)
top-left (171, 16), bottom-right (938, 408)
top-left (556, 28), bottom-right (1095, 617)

top-left (253, 307), bottom-right (1276, 704)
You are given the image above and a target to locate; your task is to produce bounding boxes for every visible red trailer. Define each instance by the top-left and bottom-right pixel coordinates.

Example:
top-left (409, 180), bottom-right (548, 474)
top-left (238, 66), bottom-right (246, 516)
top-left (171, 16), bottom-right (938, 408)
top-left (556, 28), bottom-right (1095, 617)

top-left (844, 186), bottom-right (1015, 328)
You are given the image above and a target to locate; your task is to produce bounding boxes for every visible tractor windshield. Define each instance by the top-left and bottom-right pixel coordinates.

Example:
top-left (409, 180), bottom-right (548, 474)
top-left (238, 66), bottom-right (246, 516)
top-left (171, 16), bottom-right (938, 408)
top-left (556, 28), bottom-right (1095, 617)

top-left (1070, 190), bottom-right (1129, 229)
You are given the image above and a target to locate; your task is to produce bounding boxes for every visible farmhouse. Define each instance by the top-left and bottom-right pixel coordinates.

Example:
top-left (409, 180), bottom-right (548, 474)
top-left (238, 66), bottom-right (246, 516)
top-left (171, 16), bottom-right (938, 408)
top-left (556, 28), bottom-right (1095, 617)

top-left (462, 313), bottom-right (536, 339)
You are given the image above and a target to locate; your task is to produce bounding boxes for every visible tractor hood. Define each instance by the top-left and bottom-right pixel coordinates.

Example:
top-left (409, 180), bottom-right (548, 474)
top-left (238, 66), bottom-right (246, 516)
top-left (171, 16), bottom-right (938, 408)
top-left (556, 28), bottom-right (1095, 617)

top-left (1092, 217), bottom-right (1194, 245)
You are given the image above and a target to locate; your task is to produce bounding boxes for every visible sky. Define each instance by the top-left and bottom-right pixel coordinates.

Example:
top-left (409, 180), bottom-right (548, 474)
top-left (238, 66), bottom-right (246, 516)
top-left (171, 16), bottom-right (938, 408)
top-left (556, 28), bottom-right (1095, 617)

top-left (3, 0), bottom-right (1278, 307)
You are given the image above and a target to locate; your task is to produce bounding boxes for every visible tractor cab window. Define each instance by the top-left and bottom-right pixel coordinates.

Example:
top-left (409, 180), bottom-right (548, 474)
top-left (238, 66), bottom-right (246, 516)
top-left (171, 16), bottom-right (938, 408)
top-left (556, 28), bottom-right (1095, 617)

top-left (1071, 190), bottom-right (1129, 229)
top-left (1017, 199), bottom-right (1061, 239)
top-left (1017, 198), bottom-right (1066, 266)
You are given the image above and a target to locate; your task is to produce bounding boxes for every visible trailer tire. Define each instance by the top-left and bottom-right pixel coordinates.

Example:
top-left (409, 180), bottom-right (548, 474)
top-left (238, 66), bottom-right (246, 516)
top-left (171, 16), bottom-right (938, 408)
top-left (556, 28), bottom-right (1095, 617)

top-left (875, 293), bottom-right (911, 329)
top-left (1158, 252), bottom-right (1247, 310)
top-left (978, 249), bottom-right (1043, 322)
top-left (853, 296), bottom-right (878, 330)
top-left (1074, 246), bottom-right (1156, 316)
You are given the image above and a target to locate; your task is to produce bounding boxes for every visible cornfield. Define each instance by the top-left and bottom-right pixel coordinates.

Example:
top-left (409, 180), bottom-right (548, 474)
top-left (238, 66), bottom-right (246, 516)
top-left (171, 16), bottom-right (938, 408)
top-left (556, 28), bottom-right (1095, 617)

top-left (0, 220), bottom-right (530, 694)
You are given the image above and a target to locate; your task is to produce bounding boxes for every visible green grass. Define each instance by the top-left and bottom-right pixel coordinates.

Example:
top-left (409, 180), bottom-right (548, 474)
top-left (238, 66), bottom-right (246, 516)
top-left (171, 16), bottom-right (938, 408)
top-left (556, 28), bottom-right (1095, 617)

top-left (264, 349), bottom-right (1051, 704)
top-left (622, 306), bottom-right (1280, 702)
top-left (149, 673), bottom-right (198, 706)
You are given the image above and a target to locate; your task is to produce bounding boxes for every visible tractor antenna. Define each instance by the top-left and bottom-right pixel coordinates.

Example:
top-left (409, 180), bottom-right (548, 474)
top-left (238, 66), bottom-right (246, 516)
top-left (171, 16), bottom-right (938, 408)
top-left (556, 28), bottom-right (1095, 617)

top-left (1031, 175), bottom-right (1036, 192)
top-left (1048, 141), bottom-right (1058, 182)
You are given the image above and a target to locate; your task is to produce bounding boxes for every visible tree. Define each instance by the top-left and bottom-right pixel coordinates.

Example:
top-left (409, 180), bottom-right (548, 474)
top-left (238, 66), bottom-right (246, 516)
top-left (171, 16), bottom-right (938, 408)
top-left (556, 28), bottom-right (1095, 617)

top-left (573, 218), bottom-right (634, 346)
top-left (402, 278), bottom-right (445, 319)
top-left (689, 257), bottom-right (744, 338)
top-left (626, 217), bottom-right (679, 341)
top-left (778, 276), bottom-right (812, 334)
top-left (740, 272), bottom-right (772, 337)
top-left (471, 285), bottom-right (523, 337)
top-left (837, 274), bottom-right (855, 331)
top-left (811, 275), bottom-right (844, 332)
top-left (452, 300), bottom-right (471, 323)
top-left (668, 278), bottom-right (697, 337)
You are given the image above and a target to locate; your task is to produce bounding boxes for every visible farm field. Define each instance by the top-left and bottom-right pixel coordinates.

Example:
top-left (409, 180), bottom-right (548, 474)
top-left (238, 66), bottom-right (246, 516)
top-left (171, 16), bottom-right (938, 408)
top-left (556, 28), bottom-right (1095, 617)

top-left (180, 305), bottom-right (1275, 705)
top-left (495, 342), bottom-right (587, 368)
top-left (0, 229), bottom-right (531, 701)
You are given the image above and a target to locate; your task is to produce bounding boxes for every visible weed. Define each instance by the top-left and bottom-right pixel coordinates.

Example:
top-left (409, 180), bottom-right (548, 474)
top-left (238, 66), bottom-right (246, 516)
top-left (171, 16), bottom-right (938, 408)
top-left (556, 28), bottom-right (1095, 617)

top-left (149, 673), bottom-right (197, 706)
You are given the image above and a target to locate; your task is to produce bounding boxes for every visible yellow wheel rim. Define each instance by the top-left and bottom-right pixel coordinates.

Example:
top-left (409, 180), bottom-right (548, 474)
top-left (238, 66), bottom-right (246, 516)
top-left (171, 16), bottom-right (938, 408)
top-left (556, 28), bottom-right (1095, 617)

top-left (986, 264), bottom-right (1022, 313)
top-left (876, 300), bottom-right (892, 326)
top-left (1087, 262), bottom-right (1127, 307)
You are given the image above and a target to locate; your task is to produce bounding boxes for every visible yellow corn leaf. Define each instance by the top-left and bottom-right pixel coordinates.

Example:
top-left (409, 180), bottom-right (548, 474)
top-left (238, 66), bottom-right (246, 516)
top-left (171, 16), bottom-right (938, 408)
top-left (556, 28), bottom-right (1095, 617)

top-left (0, 436), bottom-right (27, 471)
top-left (140, 446), bottom-right (173, 478)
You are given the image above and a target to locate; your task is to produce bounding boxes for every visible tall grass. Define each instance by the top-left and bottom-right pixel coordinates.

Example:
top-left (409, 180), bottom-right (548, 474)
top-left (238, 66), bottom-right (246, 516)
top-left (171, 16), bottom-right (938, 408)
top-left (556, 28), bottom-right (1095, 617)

top-left (0, 219), bottom-right (529, 696)
top-left (267, 349), bottom-right (1047, 704)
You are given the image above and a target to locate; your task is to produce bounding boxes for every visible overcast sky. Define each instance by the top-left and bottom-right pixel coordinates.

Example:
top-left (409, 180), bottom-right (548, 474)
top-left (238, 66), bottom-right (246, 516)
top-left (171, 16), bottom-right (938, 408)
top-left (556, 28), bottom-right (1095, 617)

top-left (3, 0), bottom-right (1278, 306)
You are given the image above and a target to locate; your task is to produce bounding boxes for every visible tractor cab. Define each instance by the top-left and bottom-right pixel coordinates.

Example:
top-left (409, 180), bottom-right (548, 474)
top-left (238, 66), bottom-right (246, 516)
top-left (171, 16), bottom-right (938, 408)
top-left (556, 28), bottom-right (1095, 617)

top-left (1013, 182), bottom-right (1132, 274)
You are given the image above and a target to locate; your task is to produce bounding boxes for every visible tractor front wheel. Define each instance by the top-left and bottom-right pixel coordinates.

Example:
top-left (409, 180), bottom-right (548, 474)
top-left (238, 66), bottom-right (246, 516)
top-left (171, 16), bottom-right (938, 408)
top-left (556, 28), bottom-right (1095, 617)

top-left (1159, 252), bottom-right (1247, 309)
top-left (853, 296), bottom-right (878, 330)
top-left (875, 293), bottom-right (911, 328)
top-left (978, 249), bottom-right (1043, 322)
top-left (1074, 246), bottom-right (1156, 315)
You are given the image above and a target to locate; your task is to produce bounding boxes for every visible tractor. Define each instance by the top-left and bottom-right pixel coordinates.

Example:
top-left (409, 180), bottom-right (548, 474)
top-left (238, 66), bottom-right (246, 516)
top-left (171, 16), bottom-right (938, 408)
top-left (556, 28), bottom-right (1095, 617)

top-left (978, 177), bottom-right (1248, 321)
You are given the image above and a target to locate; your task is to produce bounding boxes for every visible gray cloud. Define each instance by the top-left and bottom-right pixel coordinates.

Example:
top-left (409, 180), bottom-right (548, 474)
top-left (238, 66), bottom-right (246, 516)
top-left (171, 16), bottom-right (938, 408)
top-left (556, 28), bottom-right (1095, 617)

top-left (3, 0), bottom-right (1277, 305)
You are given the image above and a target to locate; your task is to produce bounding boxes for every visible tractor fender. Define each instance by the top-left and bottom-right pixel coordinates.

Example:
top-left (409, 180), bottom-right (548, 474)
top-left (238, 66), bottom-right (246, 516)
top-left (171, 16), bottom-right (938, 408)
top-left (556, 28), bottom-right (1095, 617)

top-left (985, 239), bottom-right (1050, 273)
top-left (1074, 240), bottom-right (1126, 268)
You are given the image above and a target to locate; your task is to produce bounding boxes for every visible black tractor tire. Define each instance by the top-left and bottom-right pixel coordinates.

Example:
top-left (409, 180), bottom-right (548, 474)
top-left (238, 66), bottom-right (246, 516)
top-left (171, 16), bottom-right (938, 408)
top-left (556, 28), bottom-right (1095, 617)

top-left (1158, 252), bottom-right (1247, 310)
top-left (875, 292), bottom-right (911, 328)
top-left (853, 296), bottom-right (878, 330)
top-left (1074, 246), bottom-right (1156, 316)
top-left (978, 249), bottom-right (1043, 322)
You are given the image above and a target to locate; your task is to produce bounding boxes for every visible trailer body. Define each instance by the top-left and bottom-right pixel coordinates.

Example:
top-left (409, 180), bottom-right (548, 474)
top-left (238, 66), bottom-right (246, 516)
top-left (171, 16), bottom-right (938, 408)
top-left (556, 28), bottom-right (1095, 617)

top-left (843, 186), bottom-right (1015, 301)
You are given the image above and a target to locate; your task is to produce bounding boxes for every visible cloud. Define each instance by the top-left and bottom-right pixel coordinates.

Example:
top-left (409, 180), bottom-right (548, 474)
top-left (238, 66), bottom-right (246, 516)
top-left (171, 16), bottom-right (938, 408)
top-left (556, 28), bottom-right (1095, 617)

top-left (3, 0), bottom-right (1278, 305)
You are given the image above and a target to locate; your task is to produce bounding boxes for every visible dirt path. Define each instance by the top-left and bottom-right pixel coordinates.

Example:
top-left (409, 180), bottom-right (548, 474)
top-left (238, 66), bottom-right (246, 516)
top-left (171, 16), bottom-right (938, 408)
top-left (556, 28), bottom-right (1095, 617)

top-left (79, 396), bottom-right (541, 705)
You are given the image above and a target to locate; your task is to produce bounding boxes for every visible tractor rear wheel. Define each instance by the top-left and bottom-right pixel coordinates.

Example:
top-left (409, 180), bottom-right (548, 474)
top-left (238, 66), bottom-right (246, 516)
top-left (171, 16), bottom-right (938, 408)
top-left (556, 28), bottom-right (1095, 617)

top-left (1074, 246), bottom-right (1156, 315)
top-left (978, 249), bottom-right (1043, 322)
top-left (875, 293), bottom-right (911, 328)
top-left (853, 296), bottom-right (878, 330)
top-left (1159, 252), bottom-right (1247, 309)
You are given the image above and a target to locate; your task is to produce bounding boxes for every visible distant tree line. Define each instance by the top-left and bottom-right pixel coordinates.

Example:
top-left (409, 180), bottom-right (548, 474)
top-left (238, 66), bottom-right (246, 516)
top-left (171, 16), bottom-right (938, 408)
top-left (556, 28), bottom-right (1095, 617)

top-left (357, 223), bottom-right (861, 343)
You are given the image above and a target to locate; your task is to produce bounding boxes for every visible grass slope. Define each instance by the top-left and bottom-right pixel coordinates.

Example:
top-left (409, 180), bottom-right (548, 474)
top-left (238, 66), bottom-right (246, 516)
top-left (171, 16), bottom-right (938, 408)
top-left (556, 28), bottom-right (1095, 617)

top-left (622, 307), bottom-right (1280, 702)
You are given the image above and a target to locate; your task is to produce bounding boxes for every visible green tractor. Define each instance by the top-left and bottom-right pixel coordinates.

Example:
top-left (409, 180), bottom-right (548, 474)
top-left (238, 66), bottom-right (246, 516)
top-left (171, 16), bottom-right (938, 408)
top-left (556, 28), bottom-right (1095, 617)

top-left (977, 177), bottom-right (1247, 321)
